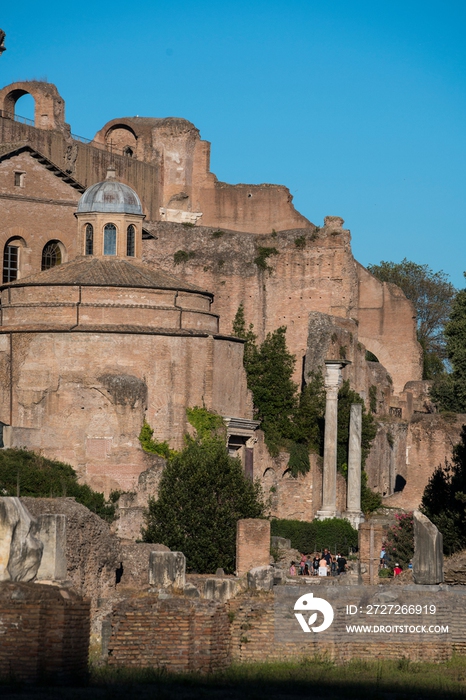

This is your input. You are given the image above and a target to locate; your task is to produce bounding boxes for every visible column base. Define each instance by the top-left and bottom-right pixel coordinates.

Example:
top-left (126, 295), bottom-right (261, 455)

top-left (343, 510), bottom-right (364, 529)
top-left (316, 509), bottom-right (341, 521)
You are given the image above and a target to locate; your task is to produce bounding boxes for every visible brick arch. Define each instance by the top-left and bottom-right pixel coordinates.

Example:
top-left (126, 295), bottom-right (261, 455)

top-left (0, 81), bottom-right (65, 130)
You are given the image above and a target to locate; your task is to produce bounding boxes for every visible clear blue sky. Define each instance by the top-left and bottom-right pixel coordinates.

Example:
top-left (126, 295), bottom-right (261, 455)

top-left (1, 1), bottom-right (465, 287)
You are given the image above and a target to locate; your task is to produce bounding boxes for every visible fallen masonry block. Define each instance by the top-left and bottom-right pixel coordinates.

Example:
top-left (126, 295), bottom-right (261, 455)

top-left (36, 514), bottom-right (67, 581)
top-left (204, 577), bottom-right (239, 602)
top-left (247, 565), bottom-right (274, 591)
top-left (413, 510), bottom-right (443, 585)
top-left (0, 497), bottom-right (43, 582)
top-left (149, 550), bottom-right (186, 588)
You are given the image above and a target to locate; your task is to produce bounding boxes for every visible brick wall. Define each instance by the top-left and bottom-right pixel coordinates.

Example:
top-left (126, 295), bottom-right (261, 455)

top-left (0, 581), bottom-right (90, 683)
top-left (236, 519), bottom-right (271, 576)
top-left (358, 519), bottom-right (393, 584)
top-left (107, 596), bottom-right (230, 672)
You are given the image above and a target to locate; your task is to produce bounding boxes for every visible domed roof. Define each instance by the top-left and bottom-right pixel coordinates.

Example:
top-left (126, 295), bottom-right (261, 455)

top-left (77, 168), bottom-right (143, 215)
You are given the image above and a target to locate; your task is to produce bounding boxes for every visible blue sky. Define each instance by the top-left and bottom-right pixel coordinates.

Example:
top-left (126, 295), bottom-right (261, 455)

top-left (1, 1), bottom-right (465, 287)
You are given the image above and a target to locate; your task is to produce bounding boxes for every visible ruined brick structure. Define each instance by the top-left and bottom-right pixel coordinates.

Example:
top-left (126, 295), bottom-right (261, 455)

top-left (0, 76), bottom-right (457, 516)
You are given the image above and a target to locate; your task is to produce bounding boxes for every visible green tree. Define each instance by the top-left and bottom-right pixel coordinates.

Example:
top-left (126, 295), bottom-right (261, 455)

top-left (367, 259), bottom-right (455, 379)
top-left (430, 275), bottom-right (466, 412)
top-left (336, 381), bottom-right (377, 472)
top-left (386, 512), bottom-right (414, 570)
top-left (142, 436), bottom-right (265, 573)
top-left (421, 425), bottom-right (466, 553)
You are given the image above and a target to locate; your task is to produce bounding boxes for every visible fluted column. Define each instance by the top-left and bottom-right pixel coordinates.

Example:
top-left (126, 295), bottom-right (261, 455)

top-left (316, 360), bottom-right (348, 520)
top-left (343, 403), bottom-right (364, 528)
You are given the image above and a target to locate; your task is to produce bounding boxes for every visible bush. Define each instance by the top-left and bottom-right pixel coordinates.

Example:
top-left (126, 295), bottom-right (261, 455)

top-left (142, 436), bottom-right (265, 573)
top-left (0, 449), bottom-right (116, 522)
top-left (385, 512), bottom-right (414, 569)
top-left (138, 419), bottom-right (175, 459)
top-left (174, 250), bottom-right (195, 264)
top-left (270, 518), bottom-right (358, 555)
top-left (421, 425), bottom-right (466, 553)
top-left (254, 246), bottom-right (279, 271)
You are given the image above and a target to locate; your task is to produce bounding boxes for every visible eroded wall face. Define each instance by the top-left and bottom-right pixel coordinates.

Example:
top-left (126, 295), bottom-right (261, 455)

top-left (1, 331), bottom-right (251, 494)
top-left (143, 220), bottom-right (421, 395)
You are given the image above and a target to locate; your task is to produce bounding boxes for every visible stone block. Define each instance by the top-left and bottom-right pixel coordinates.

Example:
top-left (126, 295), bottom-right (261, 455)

top-left (0, 497), bottom-right (43, 582)
top-left (36, 514), bottom-right (67, 581)
top-left (183, 582), bottom-right (200, 598)
top-left (271, 536), bottom-right (291, 549)
top-left (412, 510), bottom-right (443, 585)
top-left (247, 565), bottom-right (274, 591)
top-left (204, 577), bottom-right (239, 602)
top-left (149, 551), bottom-right (186, 588)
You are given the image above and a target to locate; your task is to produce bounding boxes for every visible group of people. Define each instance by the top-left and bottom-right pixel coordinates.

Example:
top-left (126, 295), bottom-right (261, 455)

top-left (289, 549), bottom-right (347, 577)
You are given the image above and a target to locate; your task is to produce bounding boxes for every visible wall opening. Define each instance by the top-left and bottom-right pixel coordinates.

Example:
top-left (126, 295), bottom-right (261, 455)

top-left (394, 474), bottom-right (406, 493)
top-left (10, 92), bottom-right (35, 123)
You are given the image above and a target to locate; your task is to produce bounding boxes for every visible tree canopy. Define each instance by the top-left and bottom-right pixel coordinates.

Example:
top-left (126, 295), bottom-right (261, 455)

top-left (142, 413), bottom-right (265, 573)
top-left (233, 304), bottom-right (380, 510)
top-left (430, 274), bottom-right (466, 413)
top-left (421, 425), bottom-right (466, 553)
top-left (367, 258), bottom-right (455, 379)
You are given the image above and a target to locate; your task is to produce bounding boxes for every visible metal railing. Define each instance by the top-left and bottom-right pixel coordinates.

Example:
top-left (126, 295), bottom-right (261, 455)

top-left (0, 110), bottom-right (35, 126)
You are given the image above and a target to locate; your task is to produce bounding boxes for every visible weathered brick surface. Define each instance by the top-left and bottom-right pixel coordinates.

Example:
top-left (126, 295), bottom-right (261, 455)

top-left (236, 519), bottom-right (270, 576)
top-left (0, 581), bottom-right (90, 682)
top-left (107, 596), bottom-right (230, 672)
top-left (358, 519), bottom-right (392, 584)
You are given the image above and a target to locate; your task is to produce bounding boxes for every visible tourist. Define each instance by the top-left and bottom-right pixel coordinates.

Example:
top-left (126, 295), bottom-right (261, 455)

top-left (299, 553), bottom-right (306, 575)
top-left (289, 561), bottom-right (297, 576)
top-left (331, 557), bottom-right (337, 576)
top-left (323, 548), bottom-right (332, 567)
top-left (319, 554), bottom-right (328, 576)
top-left (337, 554), bottom-right (347, 575)
top-left (312, 556), bottom-right (319, 576)
top-left (303, 564), bottom-right (310, 576)
top-left (393, 563), bottom-right (402, 576)
top-left (380, 546), bottom-right (387, 568)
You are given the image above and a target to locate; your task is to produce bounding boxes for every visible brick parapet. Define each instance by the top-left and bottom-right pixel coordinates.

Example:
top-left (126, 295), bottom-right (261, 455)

top-left (0, 582), bottom-right (90, 683)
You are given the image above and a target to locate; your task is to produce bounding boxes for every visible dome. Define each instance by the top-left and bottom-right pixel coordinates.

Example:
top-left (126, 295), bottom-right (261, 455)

top-left (77, 168), bottom-right (143, 215)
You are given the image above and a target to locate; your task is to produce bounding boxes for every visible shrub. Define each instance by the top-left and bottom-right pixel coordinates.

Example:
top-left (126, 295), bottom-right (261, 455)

top-left (212, 230), bottom-right (225, 238)
top-left (421, 425), bottom-right (466, 553)
top-left (294, 236), bottom-right (306, 249)
top-left (142, 437), bottom-right (265, 573)
top-left (385, 512), bottom-right (414, 569)
top-left (174, 250), bottom-right (195, 264)
top-left (254, 246), bottom-right (279, 272)
top-left (138, 419), bottom-right (175, 459)
top-left (270, 518), bottom-right (358, 555)
top-left (0, 449), bottom-right (116, 522)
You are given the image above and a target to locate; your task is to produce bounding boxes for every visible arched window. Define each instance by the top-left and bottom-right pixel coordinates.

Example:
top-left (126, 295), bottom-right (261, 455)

top-left (3, 243), bottom-right (19, 282)
top-left (41, 241), bottom-right (62, 271)
top-left (103, 223), bottom-right (117, 256)
top-left (126, 224), bottom-right (135, 257)
top-left (85, 224), bottom-right (93, 255)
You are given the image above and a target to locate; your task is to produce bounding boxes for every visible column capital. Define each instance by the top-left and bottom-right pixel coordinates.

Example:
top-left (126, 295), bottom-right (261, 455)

top-left (324, 360), bottom-right (351, 391)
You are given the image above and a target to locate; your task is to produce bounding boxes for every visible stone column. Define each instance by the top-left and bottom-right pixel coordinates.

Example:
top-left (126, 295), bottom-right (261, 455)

top-left (316, 361), bottom-right (348, 520)
top-left (344, 404), bottom-right (364, 529)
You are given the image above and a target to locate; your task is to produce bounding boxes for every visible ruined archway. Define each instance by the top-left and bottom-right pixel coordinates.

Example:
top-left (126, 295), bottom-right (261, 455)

top-left (105, 124), bottom-right (138, 157)
top-left (0, 81), bottom-right (65, 130)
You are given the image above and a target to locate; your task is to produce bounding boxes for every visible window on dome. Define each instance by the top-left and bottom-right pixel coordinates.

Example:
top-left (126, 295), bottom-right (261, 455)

top-left (126, 224), bottom-right (135, 257)
top-left (85, 224), bottom-right (93, 255)
top-left (104, 223), bottom-right (117, 255)
top-left (41, 241), bottom-right (63, 271)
